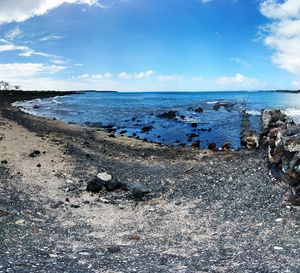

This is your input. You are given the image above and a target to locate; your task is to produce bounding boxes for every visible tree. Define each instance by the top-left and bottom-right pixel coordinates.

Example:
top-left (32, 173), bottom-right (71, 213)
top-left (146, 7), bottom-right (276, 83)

top-left (0, 81), bottom-right (21, 91)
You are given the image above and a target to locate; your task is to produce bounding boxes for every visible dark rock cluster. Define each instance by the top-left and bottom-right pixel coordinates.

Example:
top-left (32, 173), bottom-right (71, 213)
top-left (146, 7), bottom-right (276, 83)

top-left (261, 109), bottom-right (300, 205)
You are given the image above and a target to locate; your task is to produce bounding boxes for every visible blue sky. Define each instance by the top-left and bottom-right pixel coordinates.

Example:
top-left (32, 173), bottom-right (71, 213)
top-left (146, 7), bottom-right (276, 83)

top-left (0, 0), bottom-right (299, 91)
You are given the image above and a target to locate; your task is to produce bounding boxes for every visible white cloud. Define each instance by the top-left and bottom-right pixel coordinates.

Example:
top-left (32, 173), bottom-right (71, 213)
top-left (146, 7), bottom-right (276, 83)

top-left (39, 35), bottom-right (63, 42)
top-left (76, 73), bottom-right (113, 80)
top-left (0, 63), bottom-right (66, 80)
top-left (118, 70), bottom-right (154, 80)
top-left (201, 0), bottom-right (213, 3)
top-left (215, 73), bottom-right (261, 87)
top-left (0, 0), bottom-right (103, 25)
top-left (230, 57), bottom-right (250, 67)
top-left (192, 76), bottom-right (203, 82)
top-left (0, 40), bottom-right (69, 64)
top-left (157, 74), bottom-right (182, 82)
top-left (260, 0), bottom-right (300, 77)
top-left (5, 27), bottom-right (22, 41)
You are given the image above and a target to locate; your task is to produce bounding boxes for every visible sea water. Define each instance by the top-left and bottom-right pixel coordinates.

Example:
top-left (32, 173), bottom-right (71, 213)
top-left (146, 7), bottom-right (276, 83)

top-left (12, 91), bottom-right (300, 149)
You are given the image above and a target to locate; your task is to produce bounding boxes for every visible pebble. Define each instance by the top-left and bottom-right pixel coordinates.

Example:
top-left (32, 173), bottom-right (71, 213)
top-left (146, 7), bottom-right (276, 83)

top-left (97, 172), bottom-right (112, 181)
top-left (274, 246), bottom-right (284, 250)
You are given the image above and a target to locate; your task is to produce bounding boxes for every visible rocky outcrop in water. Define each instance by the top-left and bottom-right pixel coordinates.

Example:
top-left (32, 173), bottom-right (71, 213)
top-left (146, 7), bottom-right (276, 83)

top-left (240, 111), bottom-right (259, 150)
top-left (262, 109), bottom-right (300, 205)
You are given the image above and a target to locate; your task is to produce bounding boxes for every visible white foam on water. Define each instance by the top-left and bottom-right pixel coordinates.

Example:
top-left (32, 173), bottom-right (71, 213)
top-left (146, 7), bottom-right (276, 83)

top-left (206, 101), bottom-right (219, 104)
top-left (246, 110), bottom-right (261, 116)
top-left (283, 108), bottom-right (300, 124)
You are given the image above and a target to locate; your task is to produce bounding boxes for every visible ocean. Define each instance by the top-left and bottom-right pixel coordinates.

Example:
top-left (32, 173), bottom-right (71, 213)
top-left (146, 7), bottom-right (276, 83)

top-left (12, 91), bottom-right (300, 149)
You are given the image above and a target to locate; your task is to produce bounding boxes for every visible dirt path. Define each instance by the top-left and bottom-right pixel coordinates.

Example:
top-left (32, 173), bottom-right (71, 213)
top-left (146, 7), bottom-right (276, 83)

top-left (0, 108), bottom-right (300, 273)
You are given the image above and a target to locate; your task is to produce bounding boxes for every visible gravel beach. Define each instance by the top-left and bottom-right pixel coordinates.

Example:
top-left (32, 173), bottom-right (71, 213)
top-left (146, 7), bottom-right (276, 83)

top-left (0, 92), bottom-right (300, 273)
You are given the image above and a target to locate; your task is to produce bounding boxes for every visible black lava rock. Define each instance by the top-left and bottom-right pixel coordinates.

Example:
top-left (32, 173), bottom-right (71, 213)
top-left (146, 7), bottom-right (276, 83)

top-left (127, 182), bottom-right (153, 199)
top-left (195, 107), bottom-right (204, 113)
top-left (157, 111), bottom-right (177, 119)
top-left (86, 177), bottom-right (104, 192)
top-left (104, 180), bottom-right (125, 192)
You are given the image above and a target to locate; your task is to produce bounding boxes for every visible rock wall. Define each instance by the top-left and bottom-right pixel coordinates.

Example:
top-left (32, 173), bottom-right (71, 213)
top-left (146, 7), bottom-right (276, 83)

top-left (261, 109), bottom-right (300, 205)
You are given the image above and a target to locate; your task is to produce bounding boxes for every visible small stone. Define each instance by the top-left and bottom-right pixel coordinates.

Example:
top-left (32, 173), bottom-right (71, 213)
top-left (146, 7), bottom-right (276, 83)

top-left (128, 234), bottom-right (141, 241)
top-left (275, 218), bottom-right (283, 222)
top-left (97, 172), bottom-right (112, 181)
top-left (175, 200), bottom-right (182, 205)
top-left (15, 219), bottom-right (26, 225)
top-left (37, 163), bottom-right (41, 168)
top-left (127, 183), bottom-right (153, 199)
top-left (274, 246), bottom-right (284, 250)
top-left (107, 244), bottom-right (120, 253)
top-left (86, 177), bottom-right (103, 192)
top-left (1, 160), bottom-right (8, 164)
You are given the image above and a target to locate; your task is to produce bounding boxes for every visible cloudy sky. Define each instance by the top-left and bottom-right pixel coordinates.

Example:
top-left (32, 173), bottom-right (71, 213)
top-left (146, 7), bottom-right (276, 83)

top-left (0, 0), bottom-right (299, 91)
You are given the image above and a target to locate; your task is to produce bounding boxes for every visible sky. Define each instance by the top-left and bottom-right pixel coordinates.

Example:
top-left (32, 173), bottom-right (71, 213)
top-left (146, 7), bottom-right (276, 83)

top-left (0, 0), bottom-right (300, 91)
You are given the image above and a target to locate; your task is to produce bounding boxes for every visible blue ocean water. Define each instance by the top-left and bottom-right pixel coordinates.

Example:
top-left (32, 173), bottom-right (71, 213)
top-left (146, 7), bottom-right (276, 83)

top-left (13, 91), bottom-right (300, 149)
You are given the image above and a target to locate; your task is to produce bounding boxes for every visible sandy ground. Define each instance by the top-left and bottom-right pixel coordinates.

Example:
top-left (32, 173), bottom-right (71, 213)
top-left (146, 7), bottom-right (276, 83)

top-left (0, 100), bottom-right (300, 273)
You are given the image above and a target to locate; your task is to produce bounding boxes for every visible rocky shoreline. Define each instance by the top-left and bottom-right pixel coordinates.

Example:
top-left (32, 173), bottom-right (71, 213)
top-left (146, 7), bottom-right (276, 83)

top-left (1, 92), bottom-right (300, 272)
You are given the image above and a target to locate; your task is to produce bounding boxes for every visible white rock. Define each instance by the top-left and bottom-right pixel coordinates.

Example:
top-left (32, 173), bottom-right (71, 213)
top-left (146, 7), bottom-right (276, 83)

top-left (274, 246), bottom-right (284, 250)
top-left (275, 218), bottom-right (283, 222)
top-left (97, 172), bottom-right (112, 181)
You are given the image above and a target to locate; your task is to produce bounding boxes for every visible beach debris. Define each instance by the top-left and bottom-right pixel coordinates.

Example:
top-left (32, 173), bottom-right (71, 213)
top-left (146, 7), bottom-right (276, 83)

top-left (126, 182), bottom-right (153, 199)
top-left (86, 177), bottom-right (104, 193)
top-left (157, 110), bottom-right (177, 119)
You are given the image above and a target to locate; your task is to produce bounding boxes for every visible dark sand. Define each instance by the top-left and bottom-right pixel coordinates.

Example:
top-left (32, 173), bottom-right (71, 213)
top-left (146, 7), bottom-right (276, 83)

top-left (0, 92), bottom-right (299, 273)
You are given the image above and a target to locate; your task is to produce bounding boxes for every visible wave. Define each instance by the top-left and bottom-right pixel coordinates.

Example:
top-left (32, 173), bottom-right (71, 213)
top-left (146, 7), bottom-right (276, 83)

top-left (246, 110), bottom-right (261, 116)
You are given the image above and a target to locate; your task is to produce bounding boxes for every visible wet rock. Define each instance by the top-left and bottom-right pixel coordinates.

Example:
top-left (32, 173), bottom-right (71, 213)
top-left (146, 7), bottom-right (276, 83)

top-left (222, 143), bottom-right (231, 151)
top-left (208, 143), bottom-right (217, 151)
top-left (86, 177), bottom-right (104, 192)
top-left (119, 130), bottom-right (127, 135)
top-left (191, 123), bottom-right (198, 128)
top-left (191, 140), bottom-right (200, 149)
top-left (127, 182), bottom-right (153, 199)
top-left (213, 102), bottom-right (235, 111)
top-left (157, 110), bottom-right (177, 119)
top-left (141, 126), bottom-right (153, 133)
top-left (195, 107), bottom-right (204, 113)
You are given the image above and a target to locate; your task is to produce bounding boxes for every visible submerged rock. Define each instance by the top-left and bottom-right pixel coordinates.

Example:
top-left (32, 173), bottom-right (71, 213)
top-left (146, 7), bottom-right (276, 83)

top-left (195, 107), bottom-right (204, 113)
top-left (141, 126), bottom-right (153, 133)
top-left (157, 110), bottom-right (177, 119)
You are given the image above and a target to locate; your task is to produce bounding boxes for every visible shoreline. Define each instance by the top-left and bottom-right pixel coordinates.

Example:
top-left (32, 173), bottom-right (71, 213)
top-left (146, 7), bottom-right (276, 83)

top-left (1, 92), bottom-right (300, 272)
